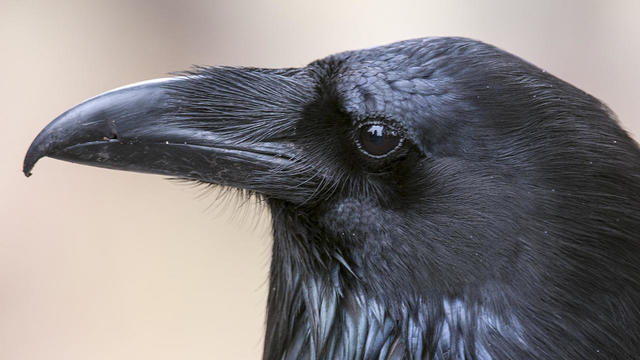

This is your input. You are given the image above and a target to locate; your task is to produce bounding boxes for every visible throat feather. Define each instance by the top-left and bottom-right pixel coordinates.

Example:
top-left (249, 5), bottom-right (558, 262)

top-left (267, 263), bottom-right (526, 359)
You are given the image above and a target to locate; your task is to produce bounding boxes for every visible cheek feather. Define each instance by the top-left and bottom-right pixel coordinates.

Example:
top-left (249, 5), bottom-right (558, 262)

top-left (320, 198), bottom-right (389, 237)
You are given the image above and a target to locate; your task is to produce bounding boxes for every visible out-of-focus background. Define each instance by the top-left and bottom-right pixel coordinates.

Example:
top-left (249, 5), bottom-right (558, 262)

top-left (1, 1), bottom-right (638, 359)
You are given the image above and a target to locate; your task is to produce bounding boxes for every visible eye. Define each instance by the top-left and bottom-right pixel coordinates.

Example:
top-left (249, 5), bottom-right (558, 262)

top-left (356, 123), bottom-right (404, 158)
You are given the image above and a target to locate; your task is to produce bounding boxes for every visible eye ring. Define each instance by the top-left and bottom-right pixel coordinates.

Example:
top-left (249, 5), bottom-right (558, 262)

top-left (355, 122), bottom-right (405, 158)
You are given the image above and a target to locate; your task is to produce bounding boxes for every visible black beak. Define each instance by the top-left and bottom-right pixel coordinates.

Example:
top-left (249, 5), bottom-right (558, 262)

top-left (24, 68), bottom-right (317, 203)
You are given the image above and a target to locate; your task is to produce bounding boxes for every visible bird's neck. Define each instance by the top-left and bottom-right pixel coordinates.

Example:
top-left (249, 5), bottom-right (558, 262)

top-left (262, 203), bottom-right (526, 359)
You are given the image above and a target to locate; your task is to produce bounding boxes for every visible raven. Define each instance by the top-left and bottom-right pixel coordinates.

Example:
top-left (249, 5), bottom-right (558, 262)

top-left (24, 37), bottom-right (640, 359)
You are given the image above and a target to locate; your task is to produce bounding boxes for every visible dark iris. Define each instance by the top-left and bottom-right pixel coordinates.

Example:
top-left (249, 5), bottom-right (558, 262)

top-left (357, 124), bottom-right (402, 157)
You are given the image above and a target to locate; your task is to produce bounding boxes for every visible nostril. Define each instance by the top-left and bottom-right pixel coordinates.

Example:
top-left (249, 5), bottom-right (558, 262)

top-left (102, 133), bottom-right (119, 141)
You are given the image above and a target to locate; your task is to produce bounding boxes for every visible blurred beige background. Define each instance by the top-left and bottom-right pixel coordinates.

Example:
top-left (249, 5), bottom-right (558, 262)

top-left (1, 1), bottom-right (639, 359)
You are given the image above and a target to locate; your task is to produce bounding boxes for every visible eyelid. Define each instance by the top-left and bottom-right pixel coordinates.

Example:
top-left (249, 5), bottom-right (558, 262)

top-left (355, 137), bottom-right (405, 159)
top-left (355, 120), bottom-right (405, 136)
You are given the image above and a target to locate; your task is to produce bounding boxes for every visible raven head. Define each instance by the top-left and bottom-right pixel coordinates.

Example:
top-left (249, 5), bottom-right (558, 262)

top-left (24, 38), bottom-right (640, 358)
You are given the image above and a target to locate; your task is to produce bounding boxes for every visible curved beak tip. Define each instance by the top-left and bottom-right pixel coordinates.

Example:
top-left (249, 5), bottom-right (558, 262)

top-left (23, 143), bottom-right (43, 177)
top-left (24, 125), bottom-right (59, 177)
